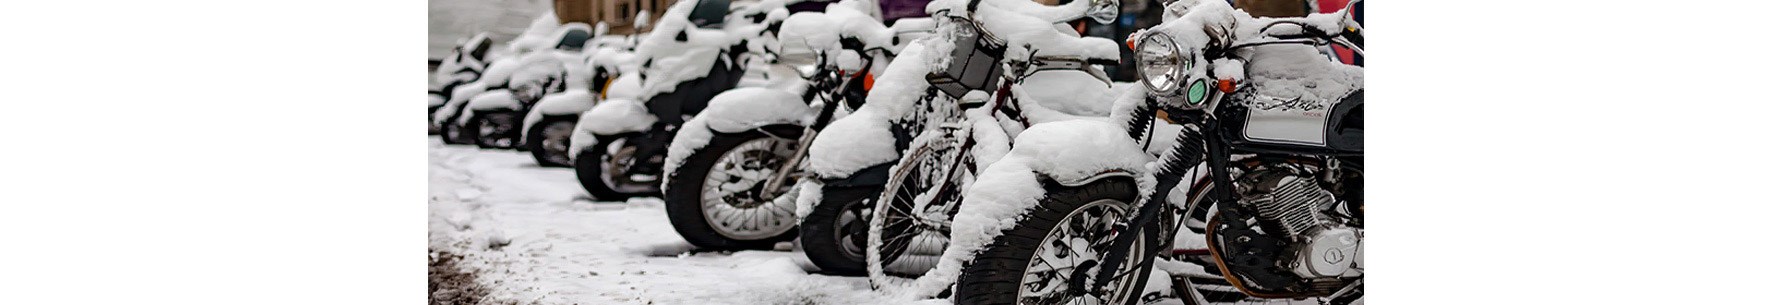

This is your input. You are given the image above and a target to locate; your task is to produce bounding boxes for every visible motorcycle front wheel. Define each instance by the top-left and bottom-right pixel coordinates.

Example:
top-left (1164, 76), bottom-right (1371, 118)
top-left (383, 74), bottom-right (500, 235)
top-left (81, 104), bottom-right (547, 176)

top-left (440, 115), bottom-right (474, 145)
top-left (957, 178), bottom-right (1155, 305)
top-left (662, 128), bottom-right (802, 250)
top-left (866, 129), bottom-right (970, 285)
top-left (470, 110), bottom-right (520, 149)
top-left (798, 184), bottom-right (879, 275)
top-left (572, 133), bottom-right (657, 201)
top-left (525, 115), bottom-right (578, 167)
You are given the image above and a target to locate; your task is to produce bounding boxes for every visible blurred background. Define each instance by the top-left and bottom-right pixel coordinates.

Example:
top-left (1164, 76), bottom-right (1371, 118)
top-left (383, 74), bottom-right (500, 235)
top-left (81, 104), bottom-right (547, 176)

top-left (427, 0), bottom-right (1361, 81)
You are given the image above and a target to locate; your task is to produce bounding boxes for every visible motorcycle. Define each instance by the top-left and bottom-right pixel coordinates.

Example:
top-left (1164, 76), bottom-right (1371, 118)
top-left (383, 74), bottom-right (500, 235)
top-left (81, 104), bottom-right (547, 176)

top-left (429, 33), bottom-right (494, 135)
top-left (947, 1), bottom-right (1365, 304)
top-left (434, 14), bottom-right (572, 145)
top-left (790, 0), bottom-right (1128, 283)
top-left (653, 1), bottom-right (911, 254)
top-left (458, 23), bottom-right (595, 149)
top-left (523, 23), bottom-right (645, 167)
top-left (568, 0), bottom-right (793, 201)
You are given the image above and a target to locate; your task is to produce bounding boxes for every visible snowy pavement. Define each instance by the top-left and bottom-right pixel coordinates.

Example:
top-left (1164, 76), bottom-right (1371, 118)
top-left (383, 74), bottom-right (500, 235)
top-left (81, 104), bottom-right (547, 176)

top-left (427, 137), bottom-right (1204, 305)
top-left (429, 137), bottom-right (907, 305)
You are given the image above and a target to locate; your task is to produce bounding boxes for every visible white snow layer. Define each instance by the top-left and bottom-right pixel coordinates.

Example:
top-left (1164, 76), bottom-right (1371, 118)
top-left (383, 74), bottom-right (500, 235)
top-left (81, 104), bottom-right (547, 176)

top-left (431, 138), bottom-right (938, 305)
top-left (661, 87), bottom-right (815, 186)
top-left (894, 119), bottom-right (1158, 299)
top-left (570, 97), bottom-right (656, 159)
top-left (523, 91), bottom-right (598, 138)
top-left (459, 91), bottom-right (522, 125)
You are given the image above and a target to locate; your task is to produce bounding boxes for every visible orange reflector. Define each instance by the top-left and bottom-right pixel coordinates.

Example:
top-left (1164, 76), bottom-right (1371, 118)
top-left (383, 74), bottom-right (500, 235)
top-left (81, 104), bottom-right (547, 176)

top-left (1126, 37), bottom-right (1136, 50)
top-left (863, 73), bottom-right (875, 91)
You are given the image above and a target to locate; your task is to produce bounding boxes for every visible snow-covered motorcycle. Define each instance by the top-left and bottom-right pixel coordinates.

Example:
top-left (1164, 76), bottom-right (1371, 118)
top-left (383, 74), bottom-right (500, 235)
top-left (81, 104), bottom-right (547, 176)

top-left (569, 0), bottom-right (793, 201)
top-left (948, 1), bottom-right (1365, 304)
top-left (429, 33), bottom-right (494, 134)
top-left (458, 23), bottom-right (595, 149)
top-left (522, 23), bottom-right (644, 167)
top-left (653, 1), bottom-right (907, 253)
top-left (789, 0), bottom-right (1129, 283)
top-left (434, 14), bottom-right (574, 145)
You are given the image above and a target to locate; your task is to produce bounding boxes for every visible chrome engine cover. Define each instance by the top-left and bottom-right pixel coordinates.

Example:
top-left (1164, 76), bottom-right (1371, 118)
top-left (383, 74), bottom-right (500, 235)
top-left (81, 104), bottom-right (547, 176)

top-left (1291, 226), bottom-right (1360, 278)
top-left (1243, 173), bottom-right (1363, 279)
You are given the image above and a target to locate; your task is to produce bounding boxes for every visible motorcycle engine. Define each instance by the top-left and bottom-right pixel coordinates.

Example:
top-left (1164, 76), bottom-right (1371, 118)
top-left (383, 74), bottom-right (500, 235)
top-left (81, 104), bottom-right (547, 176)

top-left (1239, 168), bottom-right (1363, 280)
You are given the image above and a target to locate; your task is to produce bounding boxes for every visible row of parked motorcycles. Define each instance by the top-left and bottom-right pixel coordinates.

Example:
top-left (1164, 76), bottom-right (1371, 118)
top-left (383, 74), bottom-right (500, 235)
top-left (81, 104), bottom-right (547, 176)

top-left (429, 0), bottom-right (1363, 304)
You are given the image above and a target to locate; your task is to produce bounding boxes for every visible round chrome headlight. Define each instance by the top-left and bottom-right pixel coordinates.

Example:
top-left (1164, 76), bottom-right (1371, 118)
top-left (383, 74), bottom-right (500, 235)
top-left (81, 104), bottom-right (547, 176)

top-left (1134, 32), bottom-right (1185, 95)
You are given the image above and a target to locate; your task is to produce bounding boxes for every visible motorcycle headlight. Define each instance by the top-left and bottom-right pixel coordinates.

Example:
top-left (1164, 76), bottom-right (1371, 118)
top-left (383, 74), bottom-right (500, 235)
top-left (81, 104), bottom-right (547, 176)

top-left (1134, 32), bottom-right (1185, 96)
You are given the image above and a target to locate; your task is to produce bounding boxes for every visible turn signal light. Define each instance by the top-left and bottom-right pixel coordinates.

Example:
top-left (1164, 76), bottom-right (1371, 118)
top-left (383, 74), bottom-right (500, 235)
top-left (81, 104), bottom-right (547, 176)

top-left (1217, 79), bottom-right (1237, 93)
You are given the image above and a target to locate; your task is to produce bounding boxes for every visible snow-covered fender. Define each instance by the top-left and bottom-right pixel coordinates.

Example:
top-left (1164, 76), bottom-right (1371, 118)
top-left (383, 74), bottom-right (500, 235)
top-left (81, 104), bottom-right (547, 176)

top-left (457, 90), bottom-right (522, 125)
top-left (433, 84), bottom-right (495, 125)
top-left (904, 118), bottom-right (1159, 297)
top-left (521, 90), bottom-right (598, 137)
top-left (568, 97), bottom-right (656, 159)
top-left (661, 87), bottom-right (813, 182)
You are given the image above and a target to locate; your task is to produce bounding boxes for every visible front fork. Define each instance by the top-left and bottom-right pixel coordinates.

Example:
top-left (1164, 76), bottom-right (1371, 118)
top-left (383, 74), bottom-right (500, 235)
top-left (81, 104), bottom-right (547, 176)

top-left (759, 127), bottom-right (817, 200)
top-left (1091, 119), bottom-right (1233, 295)
top-left (758, 96), bottom-right (843, 200)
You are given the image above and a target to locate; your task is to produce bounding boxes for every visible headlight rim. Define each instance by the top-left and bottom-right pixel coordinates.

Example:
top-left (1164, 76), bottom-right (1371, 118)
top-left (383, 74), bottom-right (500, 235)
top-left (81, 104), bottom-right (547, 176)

top-left (1134, 31), bottom-right (1186, 96)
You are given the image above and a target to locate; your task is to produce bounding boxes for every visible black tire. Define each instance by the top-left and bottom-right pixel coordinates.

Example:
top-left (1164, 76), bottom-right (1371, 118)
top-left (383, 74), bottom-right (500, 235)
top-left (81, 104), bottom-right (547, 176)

top-left (470, 110), bottom-right (521, 149)
top-left (526, 115), bottom-right (579, 167)
top-left (573, 133), bottom-right (649, 201)
top-left (428, 105), bottom-right (443, 135)
top-left (439, 114), bottom-right (474, 145)
top-left (799, 185), bottom-right (880, 275)
top-left (956, 178), bottom-right (1156, 305)
top-left (663, 129), bottom-right (800, 250)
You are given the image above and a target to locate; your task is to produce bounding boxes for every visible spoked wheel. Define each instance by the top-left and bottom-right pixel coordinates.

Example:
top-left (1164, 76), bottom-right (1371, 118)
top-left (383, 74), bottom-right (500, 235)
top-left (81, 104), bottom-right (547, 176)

top-left (866, 130), bottom-right (972, 285)
top-left (472, 111), bottom-right (520, 149)
top-left (526, 116), bottom-right (578, 167)
top-left (1165, 183), bottom-right (1262, 305)
top-left (598, 140), bottom-right (661, 195)
top-left (957, 178), bottom-right (1155, 305)
top-left (663, 129), bottom-right (803, 249)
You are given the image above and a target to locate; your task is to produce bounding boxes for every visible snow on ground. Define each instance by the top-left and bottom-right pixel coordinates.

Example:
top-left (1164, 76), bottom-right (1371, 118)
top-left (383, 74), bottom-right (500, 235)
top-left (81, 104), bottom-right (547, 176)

top-left (428, 135), bottom-right (1207, 305)
top-left (429, 137), bottom-right (907, 305)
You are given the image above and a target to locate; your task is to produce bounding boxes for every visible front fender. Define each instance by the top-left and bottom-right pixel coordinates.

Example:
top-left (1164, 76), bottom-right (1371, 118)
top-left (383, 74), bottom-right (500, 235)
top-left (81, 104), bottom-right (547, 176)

top-left (806, 110), bottom-right (898, 179)
top-left (1002, 120), bottom-right (1155, 186)
top-left (458, 91), bottom-right (522, 125)
top-left (522, 91), bottom-right (598, 137)
top-left (661, 88), bottom-right (812, 187)
top-left (434, 85), bottom-right (491, 124)
top-left (569, 98), bottom-right (656, 159)
top-left (907, 119), bottom-right (1157, 296)
top-left (698, 87), bottom-right (812, 133)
